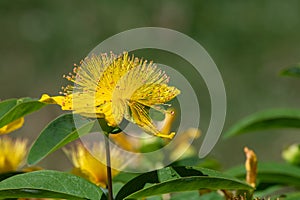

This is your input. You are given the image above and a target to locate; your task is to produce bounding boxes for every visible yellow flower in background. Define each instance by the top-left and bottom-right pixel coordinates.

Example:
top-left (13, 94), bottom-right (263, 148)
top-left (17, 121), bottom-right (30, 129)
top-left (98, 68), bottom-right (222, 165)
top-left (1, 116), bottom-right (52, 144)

top-left (0, 136), bottom-right (27, 174)
top-left (0, 117), bottom-right (24, 135)
top-left (64, 142), bottom-right (131, 188)
top-left (110, 132), bottom-right (139, 152)
top-left (40, 52), bottom-right (180, 139)
top-left (169, 128), bottom-right (201, 161)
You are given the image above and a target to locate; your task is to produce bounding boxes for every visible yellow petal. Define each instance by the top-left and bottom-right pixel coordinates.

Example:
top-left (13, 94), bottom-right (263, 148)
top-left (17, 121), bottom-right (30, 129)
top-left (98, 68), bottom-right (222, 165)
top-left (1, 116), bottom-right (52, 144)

top-left (0, 117), bottom-right (24, 135)
top-left (160, 108), bottom-right (176, 135)
top-left (110, 132), bottom-right (139, 152)
top-left (129, 101), bottom-right (175, 139)
top-left (39, 94), bottom-right (106, 119)
top-left (39, 94), bottom-right (68, 108)
top-left (40, 93), bottom-right (77, 111)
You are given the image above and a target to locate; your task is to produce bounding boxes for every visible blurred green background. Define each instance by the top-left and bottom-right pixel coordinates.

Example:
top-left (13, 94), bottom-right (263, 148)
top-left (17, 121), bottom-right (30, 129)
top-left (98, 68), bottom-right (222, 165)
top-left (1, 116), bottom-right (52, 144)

top-left (1, 0), bottom-right (300, 170)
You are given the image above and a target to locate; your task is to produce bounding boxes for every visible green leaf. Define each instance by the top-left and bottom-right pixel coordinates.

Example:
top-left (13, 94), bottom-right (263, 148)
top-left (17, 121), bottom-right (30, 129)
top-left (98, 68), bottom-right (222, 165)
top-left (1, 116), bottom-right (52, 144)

top-left (113, 172), bottom-right (140, 184)
top-left (0, 97), bottom-right (45, 128)
top-left (158, 167), bottom-right (181, 182)
top-left (226, 162), bottom-right (300, 187)
top-left (0, 172), bottom-right (23, 182)
top-left (28, 114), bottom-right (96, 165)
top-left (223, 109), bottom-right (300, 138)
top-left (171, 156), bottom-right (221, 170)
top-left (0, 170), bottom-right (103, 199)
top-left (126, 176), bottom-right (251, 199)
top-left (285, 192), bottom-right (300, 200)
top-left (280, 64), bottom-right (300, 78)
top-left (115, 166), bottom-right (253, 200)
top-left (170, 191), bottom-right (224, 200)
top-left (197, 192), bottom-right (225, 200)
top-left (115, 170), bottom-right (159, 200)
top-left (170, 191), bottom-right (201, 200)
top-left (253, 185), bottom-right (287, 199)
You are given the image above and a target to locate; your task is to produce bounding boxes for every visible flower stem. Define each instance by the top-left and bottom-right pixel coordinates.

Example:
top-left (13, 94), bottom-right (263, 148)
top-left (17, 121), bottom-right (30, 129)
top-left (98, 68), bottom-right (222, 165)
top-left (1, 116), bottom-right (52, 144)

top-left (105, 133), bottom-right (114, 200)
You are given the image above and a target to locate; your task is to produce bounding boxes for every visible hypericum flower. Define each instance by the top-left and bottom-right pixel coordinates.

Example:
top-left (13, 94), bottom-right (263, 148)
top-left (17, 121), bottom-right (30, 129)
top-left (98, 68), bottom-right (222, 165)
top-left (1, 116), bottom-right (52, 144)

top-left (40, 52), bottom-right (180, 139)
top-left (64, 142), bottom-right (131, 188)
top-left (0, 136), bottom-right (27, 174)
top-left (0, 117), bottom-right (24, 135)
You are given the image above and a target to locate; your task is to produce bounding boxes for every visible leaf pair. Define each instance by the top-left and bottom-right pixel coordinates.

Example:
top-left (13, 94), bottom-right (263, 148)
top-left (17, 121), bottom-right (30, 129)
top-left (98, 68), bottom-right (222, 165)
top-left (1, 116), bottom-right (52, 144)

top-left (0, 167), bottom-right (253, 199)
top-left (115, 166), bottom-right (253, 199)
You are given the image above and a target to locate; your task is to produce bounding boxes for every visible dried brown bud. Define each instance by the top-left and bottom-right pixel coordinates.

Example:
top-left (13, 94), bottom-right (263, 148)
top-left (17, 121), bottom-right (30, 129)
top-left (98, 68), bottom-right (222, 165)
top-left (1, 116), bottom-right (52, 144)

top-left (244, 146), bottom-right (257, 188)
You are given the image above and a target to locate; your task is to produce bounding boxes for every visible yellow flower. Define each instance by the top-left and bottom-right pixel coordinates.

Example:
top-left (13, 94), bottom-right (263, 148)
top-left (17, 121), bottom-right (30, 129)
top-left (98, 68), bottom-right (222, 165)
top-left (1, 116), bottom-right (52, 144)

top-left (40, 52), bottom-right (180, 139)
top-left (0, 136), bottom-right (27, 174)
top-left (0, 117), bottom-right (24, 135)
top-left (64, 142), bottom-right (130, 188)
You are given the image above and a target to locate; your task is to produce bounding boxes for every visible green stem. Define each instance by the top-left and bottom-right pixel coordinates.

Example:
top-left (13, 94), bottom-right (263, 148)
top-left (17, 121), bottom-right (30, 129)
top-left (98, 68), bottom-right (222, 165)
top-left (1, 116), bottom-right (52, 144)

top-left (105, 133), bottom-right (114, 200)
